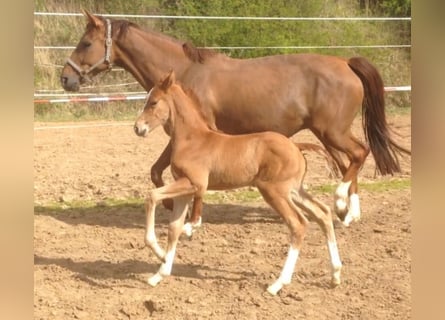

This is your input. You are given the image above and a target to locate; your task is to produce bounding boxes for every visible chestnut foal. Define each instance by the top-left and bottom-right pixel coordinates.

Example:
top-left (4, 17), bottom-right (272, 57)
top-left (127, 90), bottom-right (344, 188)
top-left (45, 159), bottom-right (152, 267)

top-left (134, 71), bottom-right (342, 295)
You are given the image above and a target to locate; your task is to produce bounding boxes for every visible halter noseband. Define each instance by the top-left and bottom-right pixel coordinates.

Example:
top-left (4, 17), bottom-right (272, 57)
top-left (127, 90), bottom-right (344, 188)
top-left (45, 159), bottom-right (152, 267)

top-left (66, 18), bottom-right (113, 81)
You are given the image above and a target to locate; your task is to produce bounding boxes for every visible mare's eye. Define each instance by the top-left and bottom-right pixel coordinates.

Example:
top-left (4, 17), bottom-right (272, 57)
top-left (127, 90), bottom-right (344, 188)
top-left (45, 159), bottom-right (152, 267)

top-left (149, 100), bottom-right (158, 106)
top-left (80, 41), bottom-right (92, 49)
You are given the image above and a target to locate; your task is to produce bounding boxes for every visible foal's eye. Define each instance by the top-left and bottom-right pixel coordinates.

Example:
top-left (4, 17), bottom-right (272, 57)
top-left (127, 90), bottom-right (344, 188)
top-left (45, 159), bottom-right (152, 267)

top-left (149, 100), bottom-right (158, 106)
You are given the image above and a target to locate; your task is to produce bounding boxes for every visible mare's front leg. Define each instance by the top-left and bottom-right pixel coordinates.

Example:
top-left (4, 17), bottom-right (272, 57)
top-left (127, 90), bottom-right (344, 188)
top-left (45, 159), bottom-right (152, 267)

top-left (150, 141), bottom-right (174, 210)
top-left (151, 143), bottom-right (204, 227)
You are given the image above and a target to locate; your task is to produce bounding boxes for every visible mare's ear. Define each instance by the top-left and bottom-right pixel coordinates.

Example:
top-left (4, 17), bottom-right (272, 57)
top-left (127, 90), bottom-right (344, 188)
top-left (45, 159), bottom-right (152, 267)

top-left (82, 9), bottom-right (104, 28)
top-left (160, 70), bottom-right (175, 91)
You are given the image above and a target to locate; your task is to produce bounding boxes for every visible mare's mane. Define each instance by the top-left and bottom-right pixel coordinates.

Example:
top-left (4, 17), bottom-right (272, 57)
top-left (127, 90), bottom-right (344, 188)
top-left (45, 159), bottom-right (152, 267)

top-left (87, 16), bottom-right (139, 40)
top-left (90, 16), bottom-right (220, 64)
top-left (182, 42), bottom-right (221, 63)
top-left (92, 16), bottom-right (182, 46)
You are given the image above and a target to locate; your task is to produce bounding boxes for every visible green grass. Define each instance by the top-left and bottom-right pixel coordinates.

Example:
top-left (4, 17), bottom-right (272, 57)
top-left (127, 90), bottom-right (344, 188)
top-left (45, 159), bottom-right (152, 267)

top-left (34, 178), bottom-right (411, 212)
top-left (309, 178), bottom-right (411, 194)
top-left (34, 101), bottom-right (142, 122)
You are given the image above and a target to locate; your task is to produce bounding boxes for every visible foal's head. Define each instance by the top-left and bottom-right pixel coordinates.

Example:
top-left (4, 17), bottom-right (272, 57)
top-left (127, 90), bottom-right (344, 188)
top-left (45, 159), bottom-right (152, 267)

top-left (134, 71), bottom-right (176, 137)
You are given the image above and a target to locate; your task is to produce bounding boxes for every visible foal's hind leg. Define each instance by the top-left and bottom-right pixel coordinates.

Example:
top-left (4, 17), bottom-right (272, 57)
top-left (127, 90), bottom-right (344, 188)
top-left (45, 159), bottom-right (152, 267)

top-left (257, 184), bottom-right (308, 295)
top-left (291, 188), bottom-right (342, 286)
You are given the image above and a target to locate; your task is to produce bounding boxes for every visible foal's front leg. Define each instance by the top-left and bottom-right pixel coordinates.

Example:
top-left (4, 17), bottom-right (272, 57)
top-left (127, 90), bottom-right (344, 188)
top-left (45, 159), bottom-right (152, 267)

top-left (143, 177), bottom-right (197, 285)
top-left (148, 195), bottom-right (192, 287)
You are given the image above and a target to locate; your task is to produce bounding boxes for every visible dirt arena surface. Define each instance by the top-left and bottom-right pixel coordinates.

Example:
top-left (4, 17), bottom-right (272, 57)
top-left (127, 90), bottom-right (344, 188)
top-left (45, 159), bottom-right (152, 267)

top-left (34, 113), bottom-right (411, 319)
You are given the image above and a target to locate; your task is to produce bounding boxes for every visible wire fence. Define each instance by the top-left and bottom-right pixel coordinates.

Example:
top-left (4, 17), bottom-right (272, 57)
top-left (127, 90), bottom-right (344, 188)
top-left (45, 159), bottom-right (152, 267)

top-left (34, 12), bottom-right (411, 21)
top-left (34, 11), bottom-right (411, 99)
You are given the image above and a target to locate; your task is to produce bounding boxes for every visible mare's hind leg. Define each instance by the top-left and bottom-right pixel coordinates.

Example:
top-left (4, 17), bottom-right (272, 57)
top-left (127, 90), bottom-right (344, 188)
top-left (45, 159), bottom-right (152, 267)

top-left (291, 188), bottom-right (342, 286)
top-left (257, 184), bottom-right (309, 295)
top-left (182, 196), bottom-right (203, 237)
top-left (316, 131), bottom-right (369, 226)
top-left (320, 146), bottom-right (351, 218)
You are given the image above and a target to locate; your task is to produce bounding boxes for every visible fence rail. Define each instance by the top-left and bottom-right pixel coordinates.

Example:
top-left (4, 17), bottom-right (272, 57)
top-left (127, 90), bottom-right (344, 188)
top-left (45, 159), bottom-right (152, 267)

top-left (34, 12), bottom-right (411, 21)
top-left (34, 11), bottom-right (411, 101)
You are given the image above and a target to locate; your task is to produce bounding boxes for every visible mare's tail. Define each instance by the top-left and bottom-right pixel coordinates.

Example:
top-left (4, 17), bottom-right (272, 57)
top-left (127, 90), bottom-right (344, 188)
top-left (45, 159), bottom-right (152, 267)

top-left (295, 142), bottom-right (340, 178)
top-left (347, 57), bottom-right (411, 175)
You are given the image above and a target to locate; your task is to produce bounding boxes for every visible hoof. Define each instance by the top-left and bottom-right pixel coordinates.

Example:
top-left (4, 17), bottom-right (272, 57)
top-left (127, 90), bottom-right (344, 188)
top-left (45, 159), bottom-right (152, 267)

top-left (331, 277), bottom-right (341, 288)
top-left (266, 281), bottom-right (284, 296)
top-left (182, 223), bottom-right (193, 238)
top-left (148, 273), bottom-right (163, 287)
top-left (331, 268), bottom-right (341, 287)
top-left (342, 212), bottom-right (360, 227)
top-left (333, 219), bottom-right (345, 230)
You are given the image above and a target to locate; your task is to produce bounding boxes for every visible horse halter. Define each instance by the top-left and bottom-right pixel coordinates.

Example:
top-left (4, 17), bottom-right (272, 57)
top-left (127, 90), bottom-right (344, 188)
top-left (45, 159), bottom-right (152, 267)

top-left (65, 19), bottom-right (113, 81)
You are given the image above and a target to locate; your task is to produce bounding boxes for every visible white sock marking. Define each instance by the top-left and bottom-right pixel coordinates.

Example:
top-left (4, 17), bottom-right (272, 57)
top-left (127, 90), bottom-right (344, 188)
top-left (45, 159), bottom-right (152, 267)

top-left (327, 241), bottom-right (342, 285)
top-left (335, 181), bottom-right (352, 199)
top-left (335, 181), bottom-right (352, 213)
top-left (348, 193), bottom-right (361, 220)
top-left (267, 246), bottom-right (300, 295)
top-left (343, 193), bottom-right (361, 226)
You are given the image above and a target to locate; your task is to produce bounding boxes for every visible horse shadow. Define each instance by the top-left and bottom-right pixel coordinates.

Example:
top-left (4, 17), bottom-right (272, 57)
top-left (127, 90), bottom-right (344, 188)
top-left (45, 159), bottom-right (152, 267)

top-left (34, 254), bottom-right (257, 288)
top-left (34, 201), bottom-right (280, 230)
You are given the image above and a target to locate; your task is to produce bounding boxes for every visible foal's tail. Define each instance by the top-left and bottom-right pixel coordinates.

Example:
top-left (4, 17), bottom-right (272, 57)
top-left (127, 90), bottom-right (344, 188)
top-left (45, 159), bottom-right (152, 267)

top-left (295, 142), bottom-right (340, 178)
top-left (347, 57), bottom-right (411, 175)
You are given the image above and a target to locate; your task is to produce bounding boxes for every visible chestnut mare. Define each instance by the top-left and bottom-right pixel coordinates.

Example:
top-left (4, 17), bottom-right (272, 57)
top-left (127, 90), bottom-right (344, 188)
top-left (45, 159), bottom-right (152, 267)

top-left (133, 71), bottom-right (342, 295)
top-left (61, 12), bottom-right (410, 228)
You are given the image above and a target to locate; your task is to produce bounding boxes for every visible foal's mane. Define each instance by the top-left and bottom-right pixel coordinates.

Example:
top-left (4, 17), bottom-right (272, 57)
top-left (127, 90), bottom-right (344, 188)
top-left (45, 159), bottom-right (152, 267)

top-left (175, 82), bottom-right (218, 131)
top-left (182, 42), bottom-right (221, 64)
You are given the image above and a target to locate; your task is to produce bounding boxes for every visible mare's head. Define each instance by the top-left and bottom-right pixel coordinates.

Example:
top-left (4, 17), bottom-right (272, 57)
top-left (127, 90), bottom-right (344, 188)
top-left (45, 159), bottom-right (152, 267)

top-left (60, 10), bottom-right (116, 91)
top-left (134, 71), bottom-right (176, 137)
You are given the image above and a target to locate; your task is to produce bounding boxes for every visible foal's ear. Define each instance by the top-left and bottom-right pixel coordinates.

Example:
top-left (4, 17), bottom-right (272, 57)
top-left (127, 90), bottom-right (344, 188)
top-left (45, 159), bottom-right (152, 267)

top-left (160, 70), bottom-right (176, 91)
top-left (82, 9), bottom-right (104, 28)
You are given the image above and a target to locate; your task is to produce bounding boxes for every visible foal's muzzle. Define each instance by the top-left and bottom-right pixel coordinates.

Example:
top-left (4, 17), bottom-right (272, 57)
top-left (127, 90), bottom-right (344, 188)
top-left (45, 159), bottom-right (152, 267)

top-left (134, 124), bottom-right (148, 137)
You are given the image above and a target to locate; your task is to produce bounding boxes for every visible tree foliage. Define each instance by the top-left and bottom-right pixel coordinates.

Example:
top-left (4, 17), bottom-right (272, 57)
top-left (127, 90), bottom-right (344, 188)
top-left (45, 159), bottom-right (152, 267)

top-left (34, 0), bottom-right (411, 115)
top-left (358, 0), bottom-right (411, 16)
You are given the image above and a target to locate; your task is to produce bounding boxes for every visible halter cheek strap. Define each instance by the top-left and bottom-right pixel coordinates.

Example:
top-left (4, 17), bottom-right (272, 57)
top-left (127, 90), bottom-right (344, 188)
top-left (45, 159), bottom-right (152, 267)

top-left (66, 19), bottom-right (113, 80)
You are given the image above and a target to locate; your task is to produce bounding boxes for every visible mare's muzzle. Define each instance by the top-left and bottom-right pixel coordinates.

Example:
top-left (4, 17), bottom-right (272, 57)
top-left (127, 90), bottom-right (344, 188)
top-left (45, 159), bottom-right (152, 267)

top-left (60, 73), bottom-right (81, 92)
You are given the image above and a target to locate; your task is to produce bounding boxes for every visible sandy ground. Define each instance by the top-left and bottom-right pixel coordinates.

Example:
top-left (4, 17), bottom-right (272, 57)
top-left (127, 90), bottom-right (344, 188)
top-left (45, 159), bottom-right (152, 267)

top-left (34, 113), bottom-right (411, 319)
